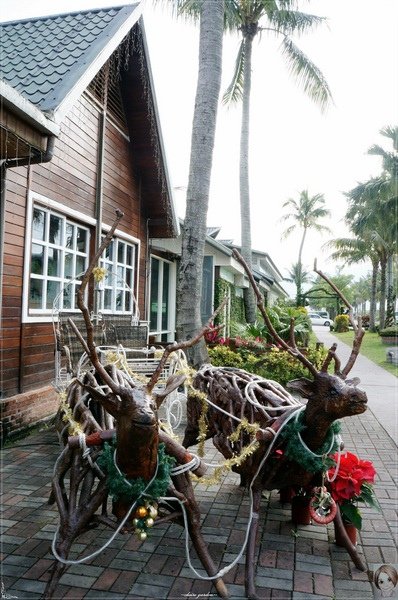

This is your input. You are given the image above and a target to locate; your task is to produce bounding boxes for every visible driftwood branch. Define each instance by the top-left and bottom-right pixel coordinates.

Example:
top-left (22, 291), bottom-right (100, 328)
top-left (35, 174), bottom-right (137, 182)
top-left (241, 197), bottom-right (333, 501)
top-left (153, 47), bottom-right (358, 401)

top-left (313, 259), bottom-right (365, 377)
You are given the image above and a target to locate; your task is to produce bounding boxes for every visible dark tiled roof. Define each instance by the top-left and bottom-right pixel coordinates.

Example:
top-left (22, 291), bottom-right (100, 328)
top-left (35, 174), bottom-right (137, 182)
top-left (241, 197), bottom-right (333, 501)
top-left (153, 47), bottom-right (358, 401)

top-left (0, 4), bottom-right (138, 113)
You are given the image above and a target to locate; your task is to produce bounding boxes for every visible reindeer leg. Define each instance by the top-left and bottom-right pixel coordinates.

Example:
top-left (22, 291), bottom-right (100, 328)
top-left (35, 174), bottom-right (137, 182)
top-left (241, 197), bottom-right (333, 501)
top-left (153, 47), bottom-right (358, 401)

top-left (333, 506), bottom-right (366, 571)
top-left (172, 473), bottom-right (229, 599)
top-left (43, 536), bottom-right (72, 599)
top-left (245, 486), bottom-right (262, 600)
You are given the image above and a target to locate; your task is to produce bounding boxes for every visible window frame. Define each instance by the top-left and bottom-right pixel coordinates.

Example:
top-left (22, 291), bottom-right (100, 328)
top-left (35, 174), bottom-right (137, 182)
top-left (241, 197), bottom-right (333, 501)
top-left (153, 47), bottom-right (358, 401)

top-left (23, 192), bottom-right (141, 323)
top-left (97, 237), bottom-right (138, 315)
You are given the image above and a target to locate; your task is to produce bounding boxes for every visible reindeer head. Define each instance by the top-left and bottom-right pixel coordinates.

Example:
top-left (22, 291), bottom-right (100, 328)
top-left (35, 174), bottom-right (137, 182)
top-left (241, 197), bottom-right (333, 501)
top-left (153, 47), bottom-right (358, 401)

top-left (231, 249), bottom-right (368, 431)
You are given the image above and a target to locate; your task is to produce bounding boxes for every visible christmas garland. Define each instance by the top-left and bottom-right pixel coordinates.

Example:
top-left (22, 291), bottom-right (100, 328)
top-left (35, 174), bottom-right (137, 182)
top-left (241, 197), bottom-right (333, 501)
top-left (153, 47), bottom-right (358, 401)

top-left (97, 442), bottom-right (176, 502)
top-left (279, 412), bottom-right (341, 473)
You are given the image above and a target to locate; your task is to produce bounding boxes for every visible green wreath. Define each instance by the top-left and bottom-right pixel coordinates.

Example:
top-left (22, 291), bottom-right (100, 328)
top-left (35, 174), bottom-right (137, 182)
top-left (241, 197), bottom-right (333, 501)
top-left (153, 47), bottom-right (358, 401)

top-left (279, 412), bottom-right (341, 473)
top-left (97, 441), bottom-right (176, 502)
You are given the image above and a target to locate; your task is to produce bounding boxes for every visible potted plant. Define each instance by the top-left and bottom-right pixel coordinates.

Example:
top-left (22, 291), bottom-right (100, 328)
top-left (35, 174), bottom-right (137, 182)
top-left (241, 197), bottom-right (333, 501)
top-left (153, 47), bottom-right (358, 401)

top-left (327, 451), bottom-right (380, 545)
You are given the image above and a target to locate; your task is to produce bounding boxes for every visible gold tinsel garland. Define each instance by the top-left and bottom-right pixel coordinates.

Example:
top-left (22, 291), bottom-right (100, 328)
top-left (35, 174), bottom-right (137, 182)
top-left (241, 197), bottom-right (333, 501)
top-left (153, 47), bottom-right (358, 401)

top-left (92, 266), bottom-right (107, 282)
top-left (58, 390), bottom-right (84, 436)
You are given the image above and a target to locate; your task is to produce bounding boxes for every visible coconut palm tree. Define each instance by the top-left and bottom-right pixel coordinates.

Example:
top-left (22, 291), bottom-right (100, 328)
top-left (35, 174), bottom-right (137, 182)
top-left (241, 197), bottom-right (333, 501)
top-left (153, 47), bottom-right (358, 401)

top-left (325, 236), bottom-right (379, 330)
top-left (222, 0), bottom-right (332, 322)
top-left (281, 190), bottom-right (331, 304)
top-left (345, 126), bottom-right (398, 328)
top-left (173, 0), bottom-right (224, 367)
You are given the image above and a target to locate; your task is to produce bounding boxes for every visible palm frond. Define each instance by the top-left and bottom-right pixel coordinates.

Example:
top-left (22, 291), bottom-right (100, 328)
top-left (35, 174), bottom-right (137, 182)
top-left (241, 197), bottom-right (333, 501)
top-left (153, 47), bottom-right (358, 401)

top-left (281, 37), bottom-right (332, 112)
top-left (379, 125), bottom-right (398, 152)
top-left (267, 9), bottom-right (326, 36)
top-left (222, 40), bottom-right (245, 105)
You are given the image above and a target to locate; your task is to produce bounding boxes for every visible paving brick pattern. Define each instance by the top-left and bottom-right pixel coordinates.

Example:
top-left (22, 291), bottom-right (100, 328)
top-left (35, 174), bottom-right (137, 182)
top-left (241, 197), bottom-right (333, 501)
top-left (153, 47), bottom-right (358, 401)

top-left (1, 398), bottom-right (397, 600)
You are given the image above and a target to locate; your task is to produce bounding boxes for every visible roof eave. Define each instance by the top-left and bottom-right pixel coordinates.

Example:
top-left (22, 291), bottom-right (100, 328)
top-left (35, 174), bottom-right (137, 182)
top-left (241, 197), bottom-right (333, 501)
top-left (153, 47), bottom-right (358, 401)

top-left (0, 79), bottom-right (59, 136)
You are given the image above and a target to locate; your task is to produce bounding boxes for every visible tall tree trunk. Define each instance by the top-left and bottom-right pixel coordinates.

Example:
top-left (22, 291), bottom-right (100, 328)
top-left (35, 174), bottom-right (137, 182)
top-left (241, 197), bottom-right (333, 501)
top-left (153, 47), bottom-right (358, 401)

top-left (379, 254), bottom-right (387, 329)
top-left (296, 228), bottom-right (307, 305)
top-left (369, 257), bottom-right (378, 332)
top-left (385, 254), bottom-right (395, 327)
top-left (240, 31), bottom-right (256, 324)
top-left (176, 0), bottom-right (224, 368)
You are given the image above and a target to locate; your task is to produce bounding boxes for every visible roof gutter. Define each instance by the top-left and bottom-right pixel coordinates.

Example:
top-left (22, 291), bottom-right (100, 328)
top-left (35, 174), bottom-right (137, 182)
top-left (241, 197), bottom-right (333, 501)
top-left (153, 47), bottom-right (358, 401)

top-left (0, 80), bottom-right (59, 136)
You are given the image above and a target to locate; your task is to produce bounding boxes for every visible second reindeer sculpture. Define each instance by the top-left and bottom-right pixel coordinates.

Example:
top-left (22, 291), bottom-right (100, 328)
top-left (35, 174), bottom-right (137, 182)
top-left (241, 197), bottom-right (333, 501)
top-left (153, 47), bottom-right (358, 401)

top-left (44, 211), bottom-right (228, 599)
top-left (183, 250), bottom-right (368, 599)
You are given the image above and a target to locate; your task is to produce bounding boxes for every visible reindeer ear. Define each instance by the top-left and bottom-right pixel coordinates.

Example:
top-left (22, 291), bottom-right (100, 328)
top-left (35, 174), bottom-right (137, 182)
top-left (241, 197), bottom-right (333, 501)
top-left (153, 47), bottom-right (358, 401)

top-left (153, 374), bottom-right (186, 408)
top-left (287, 378), bottom-right (316, 398)
top-left (345, 377), bottom-right (360, 386)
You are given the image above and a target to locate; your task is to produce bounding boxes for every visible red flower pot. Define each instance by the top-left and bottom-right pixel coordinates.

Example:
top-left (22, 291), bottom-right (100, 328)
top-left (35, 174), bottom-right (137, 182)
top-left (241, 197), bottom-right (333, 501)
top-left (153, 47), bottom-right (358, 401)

top-left (334, 521), bottom-right (357, 546)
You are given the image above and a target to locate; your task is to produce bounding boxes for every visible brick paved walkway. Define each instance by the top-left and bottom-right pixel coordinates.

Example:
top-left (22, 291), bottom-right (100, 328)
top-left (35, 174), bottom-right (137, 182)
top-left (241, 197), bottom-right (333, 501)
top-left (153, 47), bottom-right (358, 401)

top-left (1, 395), bottom-right (397, 600)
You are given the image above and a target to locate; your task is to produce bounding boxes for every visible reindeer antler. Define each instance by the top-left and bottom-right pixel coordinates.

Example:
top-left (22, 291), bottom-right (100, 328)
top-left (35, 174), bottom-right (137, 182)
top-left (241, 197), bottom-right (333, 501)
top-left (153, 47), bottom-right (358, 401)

top-left (313, 259), bottom-right (365, 378)
top-left (232, 249), bottom-right (318, 377)
top-left (76, 209), bottom-right (125, 394)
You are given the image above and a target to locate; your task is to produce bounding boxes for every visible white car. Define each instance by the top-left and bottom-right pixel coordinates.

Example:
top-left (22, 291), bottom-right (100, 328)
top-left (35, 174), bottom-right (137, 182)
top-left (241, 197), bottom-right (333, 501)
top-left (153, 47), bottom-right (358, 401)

top-left (308, 312), bottom-right (333, 327)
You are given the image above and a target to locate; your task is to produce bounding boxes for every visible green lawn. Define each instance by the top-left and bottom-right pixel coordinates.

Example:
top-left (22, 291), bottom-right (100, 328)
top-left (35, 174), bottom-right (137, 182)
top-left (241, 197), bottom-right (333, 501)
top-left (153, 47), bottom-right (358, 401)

top-left (332, 330), bottom-right (398, 377)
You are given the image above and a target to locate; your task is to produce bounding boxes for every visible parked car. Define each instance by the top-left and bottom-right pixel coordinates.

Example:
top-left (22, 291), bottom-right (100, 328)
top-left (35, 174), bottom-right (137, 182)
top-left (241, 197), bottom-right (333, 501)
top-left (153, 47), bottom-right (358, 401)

top-left (308, 312), bottom-right (333, 327)
top-left (317, 310), bottom-right (330, 320)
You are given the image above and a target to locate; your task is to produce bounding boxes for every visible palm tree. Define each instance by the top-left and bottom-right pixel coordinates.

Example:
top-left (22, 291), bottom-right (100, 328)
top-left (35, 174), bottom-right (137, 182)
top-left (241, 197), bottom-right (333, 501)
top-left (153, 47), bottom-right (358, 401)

top-left (281, 190), bottom-right (331, 304)
top-left (285, 262), bottom-right (312, 301)
top-left (223, 0), bottom-right (332, 322)
top-left (173, 0), bottom-right (224, 367)
top-left (325, 236), bottom-right (379, 330)
top-left (345, 126), bottom-right (398, 328)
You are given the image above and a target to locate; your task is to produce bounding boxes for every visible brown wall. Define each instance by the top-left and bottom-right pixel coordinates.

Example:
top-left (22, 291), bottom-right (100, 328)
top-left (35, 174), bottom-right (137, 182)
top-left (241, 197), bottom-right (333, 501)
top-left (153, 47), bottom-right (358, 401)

top-left (1, 94), bottom-right (148, 438)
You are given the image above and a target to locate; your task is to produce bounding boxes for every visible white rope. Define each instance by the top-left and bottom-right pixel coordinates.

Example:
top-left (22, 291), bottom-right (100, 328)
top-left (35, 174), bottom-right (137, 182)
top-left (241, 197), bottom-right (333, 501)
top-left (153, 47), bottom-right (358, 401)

top-left (78, 432), bottom-right (104, 478)
top-left (326, 434), bottom-right (343, 483)
top-left (170, 455), bottom-right (201, 476)
top-left (169, 406), bottom-right (303, 581)
top-left (295, 410), bottom-right (337, 458)
top-left (51, 455), bottom-right (160, 565)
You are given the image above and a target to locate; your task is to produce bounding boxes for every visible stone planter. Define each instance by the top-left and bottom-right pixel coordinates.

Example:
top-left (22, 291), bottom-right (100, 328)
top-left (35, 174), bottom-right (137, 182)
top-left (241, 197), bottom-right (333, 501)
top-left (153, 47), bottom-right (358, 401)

top-left (381, 336), bottom-right (398, 345)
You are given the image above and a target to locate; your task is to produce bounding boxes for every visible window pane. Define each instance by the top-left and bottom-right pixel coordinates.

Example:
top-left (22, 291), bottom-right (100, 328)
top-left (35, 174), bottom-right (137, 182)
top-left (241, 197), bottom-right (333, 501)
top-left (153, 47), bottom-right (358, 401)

top-left (47, 281), bottom-right (60, 309)
top-left (117, 241), bottom-right (125, 263)
top-left (31, 244), bottom-right (44, 275)
top-left (126, 268), bottom-right (132, 287)
top-left (32, 208), bottom-right (45, 241)
top-left (63, 284), bottom-right (73, 309)
top-left (66, 224), bottom-right (74, 249)
top-left (104, 289), bottom-right (112, 310)
top-left (76, 228), bottom-right (87, 252)
top-left (126, 245), bottom-right (133, 265)
top-left (47, 248), bottom-right (61, 276)
top-left (65, 253), bottom-right (74, 279)
top-left (116, 291), bottom-right (123, 311)
top-left (104, 241), bottom-right (113, 261)
top-left (49, 214), bottom-right (62, 245)
top-left (76, 255), bottom-right (86, 275)
top-left (125, 291), bottom-right (131, 312)
top-left (29, 278), bottom-right (43, 309)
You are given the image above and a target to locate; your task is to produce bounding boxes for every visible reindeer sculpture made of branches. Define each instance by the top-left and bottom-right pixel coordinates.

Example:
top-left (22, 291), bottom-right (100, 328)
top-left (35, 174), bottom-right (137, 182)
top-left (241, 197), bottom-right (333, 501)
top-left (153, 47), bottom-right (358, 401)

top-left (44, 211), bottom-right (228, 599)
top-left (183, 250), bottom-right (368, 600)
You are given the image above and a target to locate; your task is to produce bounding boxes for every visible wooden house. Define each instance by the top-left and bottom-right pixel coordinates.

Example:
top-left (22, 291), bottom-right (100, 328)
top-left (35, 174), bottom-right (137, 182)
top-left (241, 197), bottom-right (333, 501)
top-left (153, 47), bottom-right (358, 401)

top-left (0, 4), bottom-right (178, 441)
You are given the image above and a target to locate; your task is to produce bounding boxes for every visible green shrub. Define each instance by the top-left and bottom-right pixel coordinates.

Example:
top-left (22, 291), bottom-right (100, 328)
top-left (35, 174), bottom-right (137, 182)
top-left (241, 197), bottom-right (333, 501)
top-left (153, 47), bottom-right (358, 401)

top-left (208, 345), bottom-right (243, 368)
top-left (208, 344), bottom-right (327, 386)
top-left (334, 314), bottom-right (350, 333)
top-left (379, 326), bottom-right (398, 337)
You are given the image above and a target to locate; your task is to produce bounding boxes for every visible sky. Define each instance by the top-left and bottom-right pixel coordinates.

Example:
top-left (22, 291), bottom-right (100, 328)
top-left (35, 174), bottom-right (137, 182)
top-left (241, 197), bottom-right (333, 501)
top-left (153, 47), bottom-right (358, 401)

top-left (1, 0), bottom-right (397, 288)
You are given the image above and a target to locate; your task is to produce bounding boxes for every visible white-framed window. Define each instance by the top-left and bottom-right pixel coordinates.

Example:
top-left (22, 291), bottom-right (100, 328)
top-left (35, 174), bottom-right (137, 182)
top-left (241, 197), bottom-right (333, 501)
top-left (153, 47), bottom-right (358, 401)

top-left (28, 205), bottom-right (90, 314)
top-left (98, 238), bottom-right (137, 313)
top-left (149, 255), bottom-right (176, 342)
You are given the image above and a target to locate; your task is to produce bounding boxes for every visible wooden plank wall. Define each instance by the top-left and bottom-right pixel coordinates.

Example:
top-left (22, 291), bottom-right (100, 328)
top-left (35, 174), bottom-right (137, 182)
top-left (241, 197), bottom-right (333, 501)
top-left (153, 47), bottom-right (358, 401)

top-left (1, 94), bottom-right (147, 400)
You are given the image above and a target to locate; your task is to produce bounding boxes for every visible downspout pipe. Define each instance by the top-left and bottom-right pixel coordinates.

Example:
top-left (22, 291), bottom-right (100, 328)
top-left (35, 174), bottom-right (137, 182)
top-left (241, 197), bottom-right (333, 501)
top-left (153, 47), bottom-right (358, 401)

top-left (94, 109), bottom-right (106, 315)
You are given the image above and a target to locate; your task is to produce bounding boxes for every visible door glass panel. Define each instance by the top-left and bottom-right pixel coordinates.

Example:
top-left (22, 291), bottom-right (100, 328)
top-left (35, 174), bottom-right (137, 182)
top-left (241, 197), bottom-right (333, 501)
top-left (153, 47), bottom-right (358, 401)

top-left (162, 262), bottom-right (169, 330)
top-left (150, 258), bottom-right (159, 330)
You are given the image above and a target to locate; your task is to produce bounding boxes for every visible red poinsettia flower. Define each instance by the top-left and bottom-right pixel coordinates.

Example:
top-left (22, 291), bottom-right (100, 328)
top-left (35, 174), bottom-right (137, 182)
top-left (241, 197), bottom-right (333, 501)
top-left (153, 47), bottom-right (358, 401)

top-left (328, 451), bottom-right (376, 503)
